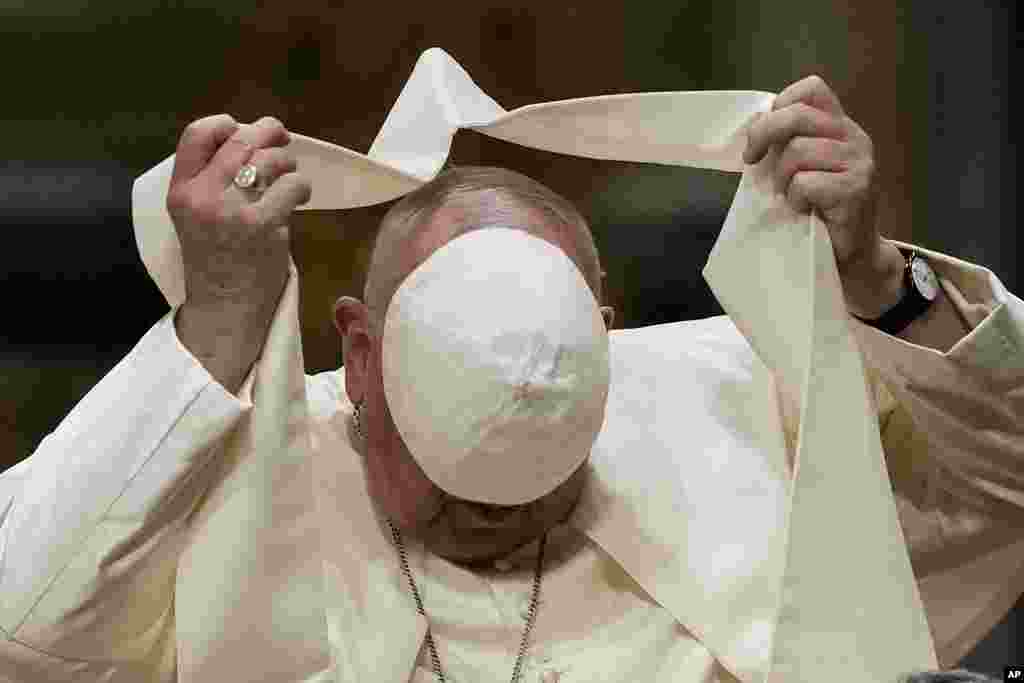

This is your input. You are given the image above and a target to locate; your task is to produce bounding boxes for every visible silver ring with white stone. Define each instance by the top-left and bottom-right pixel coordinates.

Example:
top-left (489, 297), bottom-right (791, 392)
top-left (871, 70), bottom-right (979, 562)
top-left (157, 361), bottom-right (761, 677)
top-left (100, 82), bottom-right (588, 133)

top-left (233, 163), bottom-right (261, 192)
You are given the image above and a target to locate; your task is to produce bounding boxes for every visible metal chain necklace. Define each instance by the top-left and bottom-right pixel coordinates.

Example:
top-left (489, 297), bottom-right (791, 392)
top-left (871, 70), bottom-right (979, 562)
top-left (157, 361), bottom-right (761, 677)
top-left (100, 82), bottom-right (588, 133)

top-left (386, 519), bottom-right (548, 683)
top-left (355, 400), bottom-right (548, 682)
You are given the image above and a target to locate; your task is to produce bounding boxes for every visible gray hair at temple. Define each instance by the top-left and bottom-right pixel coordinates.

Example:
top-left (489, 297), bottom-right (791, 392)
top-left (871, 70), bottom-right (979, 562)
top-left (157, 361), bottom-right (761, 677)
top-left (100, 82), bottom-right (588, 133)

top-left (363, 166), bottom-right (605, 332)
top-left (905, 670), bottom-right (1000, 683)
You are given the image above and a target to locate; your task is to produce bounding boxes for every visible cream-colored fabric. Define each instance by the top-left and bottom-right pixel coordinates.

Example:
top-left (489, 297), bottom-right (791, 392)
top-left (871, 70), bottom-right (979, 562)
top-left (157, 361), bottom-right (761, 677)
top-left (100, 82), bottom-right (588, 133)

top-left (404, 522), bottom-right (738, 683)
top-left (0, 307), bottom-right (249, 683)
top-left (1, 47), bottom-right (1020, 682)
top-left (129, 47), bottom-right (935, 681)
top-left (851, 241), bottom-right (1024, 667)
top-left (0, 249), bottom-right (1020, 682)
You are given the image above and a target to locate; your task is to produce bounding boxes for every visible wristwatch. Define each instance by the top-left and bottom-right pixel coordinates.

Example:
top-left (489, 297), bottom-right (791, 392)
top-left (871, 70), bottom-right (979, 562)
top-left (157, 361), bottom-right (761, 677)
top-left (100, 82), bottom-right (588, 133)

top-left (853, 248), bottom-right (940, 335)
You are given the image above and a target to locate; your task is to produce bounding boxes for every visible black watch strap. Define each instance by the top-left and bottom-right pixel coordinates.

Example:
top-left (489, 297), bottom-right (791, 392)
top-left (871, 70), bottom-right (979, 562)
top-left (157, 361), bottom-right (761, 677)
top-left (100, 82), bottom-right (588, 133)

top-left (852, 248), bottom-right (935, 335)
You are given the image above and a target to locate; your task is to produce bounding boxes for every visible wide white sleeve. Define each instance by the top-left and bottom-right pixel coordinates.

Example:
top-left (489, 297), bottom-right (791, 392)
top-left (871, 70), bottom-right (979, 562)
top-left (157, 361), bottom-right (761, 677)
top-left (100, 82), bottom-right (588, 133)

top-left (0, 306), bottom-right (253, 677)
top-left (854, 242), bottom-right (1024, 522)
top-left (845, 243), bottom-right (1024, 668)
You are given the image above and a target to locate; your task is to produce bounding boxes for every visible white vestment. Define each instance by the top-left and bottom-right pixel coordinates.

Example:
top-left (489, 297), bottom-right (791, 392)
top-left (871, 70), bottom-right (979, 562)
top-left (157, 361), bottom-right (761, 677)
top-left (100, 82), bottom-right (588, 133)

top-left (0, 239), bottom-right (1022, 682)
top-left (2, 46), bottom-right (1023, 683)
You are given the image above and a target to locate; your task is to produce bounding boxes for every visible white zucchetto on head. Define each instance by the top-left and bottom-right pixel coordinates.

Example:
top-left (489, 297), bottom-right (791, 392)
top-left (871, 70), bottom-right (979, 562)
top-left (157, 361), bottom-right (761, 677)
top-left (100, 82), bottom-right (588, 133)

top-left (382, 228), bottom-right (610, 505)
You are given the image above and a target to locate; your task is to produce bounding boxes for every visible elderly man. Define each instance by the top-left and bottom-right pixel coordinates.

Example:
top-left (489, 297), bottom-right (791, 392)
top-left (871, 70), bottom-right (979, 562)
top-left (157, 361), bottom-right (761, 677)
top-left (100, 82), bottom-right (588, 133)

top-left (0, 70), bottom-right (1021, 683)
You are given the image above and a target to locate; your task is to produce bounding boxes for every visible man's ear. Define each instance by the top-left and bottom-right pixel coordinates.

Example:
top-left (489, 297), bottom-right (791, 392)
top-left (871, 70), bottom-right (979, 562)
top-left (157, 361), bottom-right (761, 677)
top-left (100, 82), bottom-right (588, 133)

top-left (600, 305), bottom-right (616, 330)
top-left (333, 296), bottom-right (373, 401)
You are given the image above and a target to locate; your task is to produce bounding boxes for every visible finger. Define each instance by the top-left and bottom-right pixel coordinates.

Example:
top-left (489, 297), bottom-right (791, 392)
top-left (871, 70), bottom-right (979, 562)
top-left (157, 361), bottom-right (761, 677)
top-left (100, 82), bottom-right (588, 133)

top-left (239, 172), bottom-right (313, 232)
top-left (775, 136), bottom-right (849, 193)
top-left (773, 74), bottom-right (845, 117)
top-left (170, 114), bottom-right (239, 186)
top-left (207, 116), bottom-right (291, 187)
top-left (744, 103), bottom-right (846, 165)
top-left (240, 147), bottom-right (298, 190)
top-left (786, 170), bottom-right (850, 214)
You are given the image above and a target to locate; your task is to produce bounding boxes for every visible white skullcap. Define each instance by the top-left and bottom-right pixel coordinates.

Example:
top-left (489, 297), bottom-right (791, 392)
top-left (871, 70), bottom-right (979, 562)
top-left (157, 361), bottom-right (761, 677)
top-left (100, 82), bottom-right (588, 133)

top-left (381, 228), bottom-right (610, 505)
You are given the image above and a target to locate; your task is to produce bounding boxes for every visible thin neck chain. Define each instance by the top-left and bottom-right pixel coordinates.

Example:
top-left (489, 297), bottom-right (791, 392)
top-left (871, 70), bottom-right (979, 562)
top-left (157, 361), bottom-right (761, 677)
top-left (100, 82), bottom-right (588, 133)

top-left (387, 519), bottom-right (547, 683)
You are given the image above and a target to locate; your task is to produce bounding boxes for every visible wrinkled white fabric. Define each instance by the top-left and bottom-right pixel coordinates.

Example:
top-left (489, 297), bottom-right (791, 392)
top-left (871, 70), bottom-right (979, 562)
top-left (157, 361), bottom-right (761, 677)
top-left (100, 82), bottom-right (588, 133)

top-left (405, 521), bottom-right (738, 683)
top-left (2, 244), bottom-right (1021, 682)
top-left (0, 46), bottom-right (951, 682)
top-left (128, 46), bottom-right (936, 682)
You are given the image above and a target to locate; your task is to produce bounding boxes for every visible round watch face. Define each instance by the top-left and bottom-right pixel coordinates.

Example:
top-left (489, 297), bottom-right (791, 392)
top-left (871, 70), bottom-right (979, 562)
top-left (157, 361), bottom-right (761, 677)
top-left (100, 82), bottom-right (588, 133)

top-left (910, 256), bottom-right (939, 301)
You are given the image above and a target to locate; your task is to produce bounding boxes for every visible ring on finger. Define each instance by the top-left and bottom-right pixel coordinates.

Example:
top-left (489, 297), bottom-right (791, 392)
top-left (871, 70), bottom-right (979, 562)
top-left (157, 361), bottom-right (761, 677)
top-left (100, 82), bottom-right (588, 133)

top-left (233, 163), bottom-right (264, 193)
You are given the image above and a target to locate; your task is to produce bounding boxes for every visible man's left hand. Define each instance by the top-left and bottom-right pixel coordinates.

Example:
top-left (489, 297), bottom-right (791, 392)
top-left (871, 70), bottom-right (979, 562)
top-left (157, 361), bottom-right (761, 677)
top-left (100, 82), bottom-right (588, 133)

top-left (743, 75), bottom-right (904, 318)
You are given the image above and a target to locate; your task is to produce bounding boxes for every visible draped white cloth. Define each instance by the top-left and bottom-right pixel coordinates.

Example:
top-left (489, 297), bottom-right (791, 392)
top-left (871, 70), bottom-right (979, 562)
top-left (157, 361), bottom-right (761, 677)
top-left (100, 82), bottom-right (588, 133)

top-left (0, 47), bottom-right (952, 682)
top-left (131, 47), bottom-right (936, 682)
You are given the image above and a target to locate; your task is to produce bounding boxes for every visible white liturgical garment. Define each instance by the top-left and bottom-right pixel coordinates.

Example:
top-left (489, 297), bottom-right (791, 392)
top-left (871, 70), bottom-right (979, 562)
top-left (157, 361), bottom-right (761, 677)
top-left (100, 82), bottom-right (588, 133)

top-left (0, 48), bottom-right (1022, 683)
top-left (3, 259), bottom-right (1022, 683)
top-left (403, 521), bottom-right (733, 683)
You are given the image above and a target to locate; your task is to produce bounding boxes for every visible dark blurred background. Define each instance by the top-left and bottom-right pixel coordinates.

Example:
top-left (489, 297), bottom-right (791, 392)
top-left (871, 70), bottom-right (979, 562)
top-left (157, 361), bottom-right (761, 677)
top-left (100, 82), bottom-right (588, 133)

top-left (0, 0), bottom-right (1018, 672)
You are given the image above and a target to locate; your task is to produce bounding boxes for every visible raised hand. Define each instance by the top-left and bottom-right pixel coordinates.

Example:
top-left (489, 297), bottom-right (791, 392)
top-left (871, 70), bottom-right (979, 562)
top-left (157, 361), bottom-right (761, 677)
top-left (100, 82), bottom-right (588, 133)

top-left (167, 114), bottom-right (311, 309)
top-left (744, 75), bottom-right (905, 317)
top-left (166, 114), bottom-right (312, 391)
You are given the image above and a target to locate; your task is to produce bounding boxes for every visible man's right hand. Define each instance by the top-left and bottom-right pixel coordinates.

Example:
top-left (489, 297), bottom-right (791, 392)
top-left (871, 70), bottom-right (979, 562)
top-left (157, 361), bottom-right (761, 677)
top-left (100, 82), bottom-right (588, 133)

top-left (166, 114), bottom-right (312, 393)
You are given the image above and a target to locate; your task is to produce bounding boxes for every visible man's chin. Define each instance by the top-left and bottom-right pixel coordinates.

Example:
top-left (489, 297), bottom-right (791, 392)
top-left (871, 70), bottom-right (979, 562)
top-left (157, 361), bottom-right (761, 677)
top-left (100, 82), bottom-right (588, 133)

top-left (417, 523), bottom-right (536, 568)
top-left (430, 543), bottom-right (526, 569)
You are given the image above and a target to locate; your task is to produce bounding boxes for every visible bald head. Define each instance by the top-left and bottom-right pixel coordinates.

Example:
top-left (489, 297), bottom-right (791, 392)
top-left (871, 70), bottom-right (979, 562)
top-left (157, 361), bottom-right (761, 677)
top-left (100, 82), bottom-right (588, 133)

top-left (364, 166), bottom-right (605, 330)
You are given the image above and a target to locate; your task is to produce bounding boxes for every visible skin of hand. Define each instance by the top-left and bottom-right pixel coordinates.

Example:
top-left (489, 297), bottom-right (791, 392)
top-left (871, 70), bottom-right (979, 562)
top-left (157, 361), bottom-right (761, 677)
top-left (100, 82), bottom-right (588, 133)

top-left (166, 114), bottom-right (313, 392)
top-left (167, 114), bottom-right (312, 312)
top-left (743, 75), bottom-right (907, 319)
